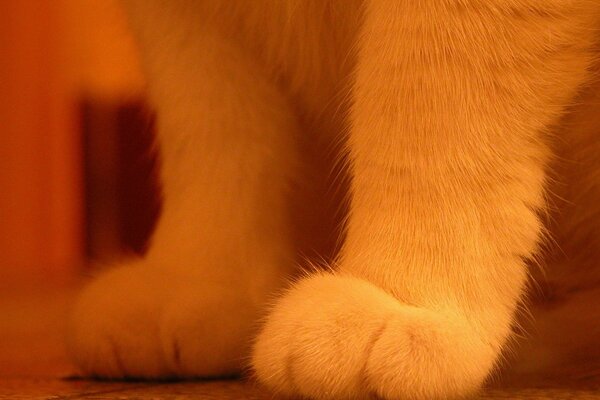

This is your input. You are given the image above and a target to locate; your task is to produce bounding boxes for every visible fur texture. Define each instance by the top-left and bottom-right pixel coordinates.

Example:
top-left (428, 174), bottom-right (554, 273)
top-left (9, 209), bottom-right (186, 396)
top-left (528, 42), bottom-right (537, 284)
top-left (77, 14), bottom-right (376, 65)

top-left (68, 1), bottom-right (600, 399)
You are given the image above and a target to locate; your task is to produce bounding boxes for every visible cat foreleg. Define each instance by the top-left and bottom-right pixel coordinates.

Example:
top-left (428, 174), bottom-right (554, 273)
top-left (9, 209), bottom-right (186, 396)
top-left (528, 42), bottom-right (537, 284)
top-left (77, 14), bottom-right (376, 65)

top-left (253, 1), bottom-right (599, 398)
top-left (69, 2), bottom-right (299, 379)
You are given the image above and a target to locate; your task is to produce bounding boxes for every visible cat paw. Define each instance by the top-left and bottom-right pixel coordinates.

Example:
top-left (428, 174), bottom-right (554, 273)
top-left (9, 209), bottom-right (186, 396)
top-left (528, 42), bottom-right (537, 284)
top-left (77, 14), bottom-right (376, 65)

top-left (68, 263), bottom-right (257, 378)
top-left (68, 264), bottom-right (169, 378)
top-left (252, 274), bottom-right (498, 399)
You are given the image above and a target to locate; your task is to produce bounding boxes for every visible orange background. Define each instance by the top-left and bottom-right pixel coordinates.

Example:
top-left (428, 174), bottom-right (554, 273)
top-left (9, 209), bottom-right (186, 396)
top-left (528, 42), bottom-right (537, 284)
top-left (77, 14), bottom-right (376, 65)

top-left (0, 0), bottom-right (144, 285)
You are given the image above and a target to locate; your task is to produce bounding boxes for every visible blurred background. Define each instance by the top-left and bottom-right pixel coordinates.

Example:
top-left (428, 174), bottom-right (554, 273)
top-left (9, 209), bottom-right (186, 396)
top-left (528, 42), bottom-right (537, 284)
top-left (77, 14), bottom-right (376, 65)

top-left (0, 0), bottom-right (159, 290)
top-left (0, 0), bottom-right (160, 378)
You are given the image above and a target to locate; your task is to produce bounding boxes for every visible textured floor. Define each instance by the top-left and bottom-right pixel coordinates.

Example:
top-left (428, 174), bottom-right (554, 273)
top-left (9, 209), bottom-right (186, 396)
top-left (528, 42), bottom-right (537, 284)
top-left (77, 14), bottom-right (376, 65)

top-left (1, 378), bottom-right (599, 399)
top-left (1, 283), bottom-right (599, 399)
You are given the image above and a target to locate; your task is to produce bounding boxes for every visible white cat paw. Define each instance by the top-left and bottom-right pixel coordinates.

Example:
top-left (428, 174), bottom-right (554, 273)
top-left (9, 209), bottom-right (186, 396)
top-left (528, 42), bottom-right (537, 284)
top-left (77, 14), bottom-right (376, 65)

top-left (68, 263), bottom-right (257, 378)
top-left (68, 265), bottom-right (169, 378)
top-left (252, 274), bottom-right (498, 399)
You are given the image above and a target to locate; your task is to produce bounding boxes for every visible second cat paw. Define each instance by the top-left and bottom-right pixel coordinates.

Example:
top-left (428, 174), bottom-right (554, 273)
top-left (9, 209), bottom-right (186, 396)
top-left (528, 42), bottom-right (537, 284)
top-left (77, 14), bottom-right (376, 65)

top-left (68, 263), bottom-right (259, 378)
top-left (252, 273), bottom-right (498, 400)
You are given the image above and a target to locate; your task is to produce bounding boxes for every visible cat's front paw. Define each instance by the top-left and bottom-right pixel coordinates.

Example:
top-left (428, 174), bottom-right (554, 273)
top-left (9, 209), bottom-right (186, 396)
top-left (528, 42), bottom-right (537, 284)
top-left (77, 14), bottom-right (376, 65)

top-left (68, 263), bottom-right (257, 379)
top-left (68, 265), bottom-right (169, 378)
top-left (252, 274), bottom-right (498, 400)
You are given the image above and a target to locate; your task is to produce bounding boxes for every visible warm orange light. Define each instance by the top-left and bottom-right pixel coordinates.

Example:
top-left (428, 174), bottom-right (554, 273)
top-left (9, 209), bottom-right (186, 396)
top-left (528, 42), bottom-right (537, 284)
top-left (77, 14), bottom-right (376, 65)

top-left (0, 0), bottom-right (144, 285)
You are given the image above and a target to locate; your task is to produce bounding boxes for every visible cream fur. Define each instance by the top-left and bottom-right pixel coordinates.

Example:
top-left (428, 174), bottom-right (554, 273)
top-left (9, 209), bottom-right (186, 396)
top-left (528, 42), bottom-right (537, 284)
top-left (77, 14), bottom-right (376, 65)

top-left (68, 1), bottom-right (600, 399)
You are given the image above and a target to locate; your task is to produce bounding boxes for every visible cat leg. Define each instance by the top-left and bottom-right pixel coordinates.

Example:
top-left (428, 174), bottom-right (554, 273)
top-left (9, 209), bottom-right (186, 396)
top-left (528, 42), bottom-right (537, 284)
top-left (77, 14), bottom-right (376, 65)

top-left (69, 3), bottom-right (299, 379)
top-left (253, 1), bottom-right (600, 398)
